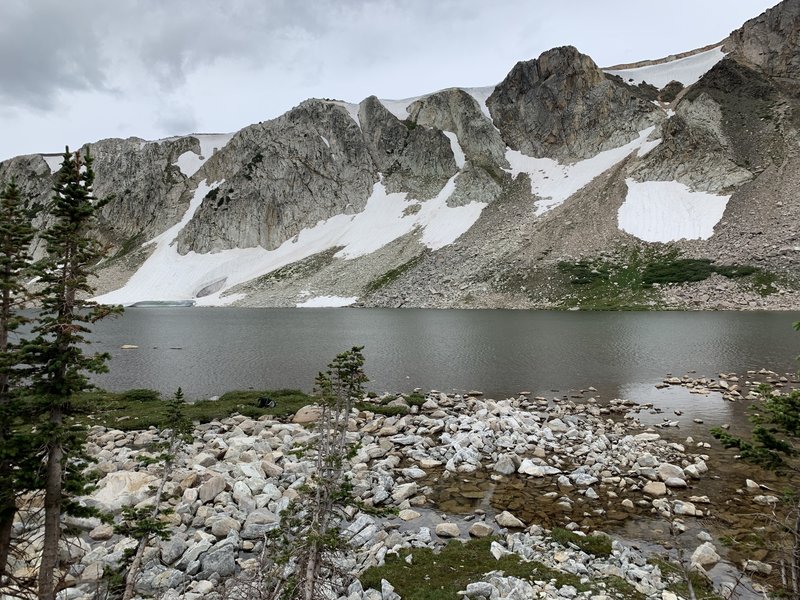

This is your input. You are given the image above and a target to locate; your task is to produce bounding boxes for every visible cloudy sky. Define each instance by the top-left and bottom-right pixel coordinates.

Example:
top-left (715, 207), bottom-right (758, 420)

top-left (0, 0), bottom-right (780, 161)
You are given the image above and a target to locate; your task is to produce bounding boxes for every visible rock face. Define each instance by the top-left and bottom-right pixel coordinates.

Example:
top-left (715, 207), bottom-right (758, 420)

top-left (727, 0), bottom-right (800, 79)
top-left (487, 46), bottom-right (659, 160)
top-left (177, 100), bottom-right (378, 253)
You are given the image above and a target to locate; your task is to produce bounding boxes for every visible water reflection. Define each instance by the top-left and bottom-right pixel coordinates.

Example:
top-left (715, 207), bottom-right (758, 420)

top-left (89, 308), bottom-right (800, 401)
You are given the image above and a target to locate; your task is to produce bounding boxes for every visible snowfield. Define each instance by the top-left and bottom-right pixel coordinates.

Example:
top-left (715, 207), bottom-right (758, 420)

top-left (605, 46), bottom-right (725, 89)
top-left (504, 127), bottom-right (660, 216)
top-left (296, 295), bottom-right (358, 308)
top-left (173, 133), bottom-right (235, 178)
top-left (617, 179), bottom-right (729, 242)
top-left (93, 175), bottom-right (485, 307)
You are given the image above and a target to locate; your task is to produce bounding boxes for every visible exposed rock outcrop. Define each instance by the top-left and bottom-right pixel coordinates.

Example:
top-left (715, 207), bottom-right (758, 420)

top-left (487, 46), bottom-right (660, 161)
top-left (727, 0), bottom-right (800, 79)
top-left (177, 100), bottom-right (377, 253)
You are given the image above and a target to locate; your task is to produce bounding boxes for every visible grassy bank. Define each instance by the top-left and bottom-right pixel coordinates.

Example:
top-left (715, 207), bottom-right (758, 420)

top-left (68, 388), bottom-right (314, 430)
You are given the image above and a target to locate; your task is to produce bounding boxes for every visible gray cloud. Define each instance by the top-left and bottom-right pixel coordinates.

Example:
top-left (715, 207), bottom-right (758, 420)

top-left (0, 0), bottom-right (110, 109)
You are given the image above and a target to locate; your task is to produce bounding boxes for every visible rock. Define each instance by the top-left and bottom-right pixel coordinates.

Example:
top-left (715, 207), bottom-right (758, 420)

top-left (210, 516), bottom-right (241, 538)
top-left (745, 479), bottom-right (761, 492)
top-left (161, 536), bottom-right (188, 565)
top-left (754, 495), bottom-right (779, 506)
top-left (546, 418), bottom-right (569, 433)
top-left (398, 509), bottom-right (421, 521)
top-left (391, 482), bottom-right (418, 502)
top-left (637, 453), bottom-right (658, 468)
top-left (91, 471), bottom-right (157, 511)
top-left (465, 581), bottom-right (495, 598)
top-left (691, 542), bottom-right (720, 567)
top-left (673, 501), bottom-right (697, 516)
top-left (198, 475), bottom-right (227, 504)
top-left (200, 542), bottom-right (236, 578)
top-left (657, 463), bottom-right (685, 481)
top-left (469, 522), bottom-right (494, 538)
top-left (381, 579), bottom-right (401, 600)
top-left (88, 524), bottom-right (114, 541)
top-left (488, 46), bottom-right (658, 161)
top-left (241, 509), bottom-right (279, 539)
top-left (193, 452), bottom-right (217, 467)
top-left (664, 477), bottom-right (688, 488)
top-left (518, 459), bottom-right (561, 476)
top-left (642, 481), bottom-right (667, 497)
top-left (292, 405), bottom-right (322, 424)
top-left (435, 523), bottom-right (460, 538)
top-left (493, 455), bottom-right (517, 475)
top-left (744, 559), bottom-right (772, 575)
top-left (261, 460), bottom-right (284, 478)
top-left (495, 511), bottom-right (525, 528)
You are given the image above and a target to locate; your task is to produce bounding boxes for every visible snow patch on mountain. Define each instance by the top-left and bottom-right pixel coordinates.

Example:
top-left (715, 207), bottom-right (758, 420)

top-left (606, 46), bottom-right (725, 89)
top-left (330, 101), bottom-right (361, 128)
top-left (618, 178), bottom-right (729, 242)
top-left (94, 175), bottom-right (485, 306)
top-left (296, 295), bottom-right (358, 308)
top-left (443, 131), bottom-right (466, 168)
top-left (461, 86), bottom-right (495, 119)
top-left (505, 127), bottom-right (657, 216)
top-left (41, 154), bottom-right (63, 174)
top-left (173, 133), bottom-right (234, 177)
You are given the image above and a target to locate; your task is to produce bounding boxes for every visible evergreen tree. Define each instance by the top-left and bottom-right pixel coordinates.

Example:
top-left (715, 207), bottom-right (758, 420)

top-left (0, 180), bottom-right (35, 586)
top-left (22, 147), bottom-right (120, 600)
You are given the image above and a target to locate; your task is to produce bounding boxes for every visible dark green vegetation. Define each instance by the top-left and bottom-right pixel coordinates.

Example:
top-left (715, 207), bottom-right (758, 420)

top-left (69, 388), bottom-right (314, 430)
top-left (364, 254), bottom-right (424, 295)
top-left (360, 537), bottom-right (642, 600)
top-left (556, 247), bottom-right (771, 310)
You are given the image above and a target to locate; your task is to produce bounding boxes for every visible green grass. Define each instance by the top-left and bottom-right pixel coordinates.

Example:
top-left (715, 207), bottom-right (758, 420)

top-left (69, 388), bottom-right (314, 430)
top-left (550, 527), bottom-right (612, 557)
top-left (360, 538), bottom-right (585, 600)
top-left (355, 402), bottom-right (409, 417)
top-left (360, 537), bottom-right (643, 600)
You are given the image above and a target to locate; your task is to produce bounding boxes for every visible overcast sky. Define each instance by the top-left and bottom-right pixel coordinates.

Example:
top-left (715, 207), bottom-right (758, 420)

top-left (0, 0), bottom-right (780, 161)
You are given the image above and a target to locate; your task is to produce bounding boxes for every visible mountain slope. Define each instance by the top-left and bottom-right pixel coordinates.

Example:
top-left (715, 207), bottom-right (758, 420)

top-left (1, 0), bottom-right (798, 310)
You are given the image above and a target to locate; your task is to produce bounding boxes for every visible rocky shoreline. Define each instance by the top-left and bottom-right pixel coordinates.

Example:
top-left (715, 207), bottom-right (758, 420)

top-left (9, 383), bottom-right (795, 599)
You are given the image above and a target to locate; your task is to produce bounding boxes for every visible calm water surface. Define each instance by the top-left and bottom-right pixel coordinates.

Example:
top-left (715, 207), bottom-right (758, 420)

top-left (89, 309), bottom-right (800, 405)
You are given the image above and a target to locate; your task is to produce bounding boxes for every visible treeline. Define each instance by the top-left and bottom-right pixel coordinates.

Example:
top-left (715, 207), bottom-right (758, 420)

top-left (0, 148), bottom-right (120, 600)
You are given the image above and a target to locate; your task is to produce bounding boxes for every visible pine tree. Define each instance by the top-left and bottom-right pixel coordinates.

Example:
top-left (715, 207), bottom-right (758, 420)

top-left (0, 180), bottom-right (35, 586)
top-left (22, 147), bottom-right (120, 600)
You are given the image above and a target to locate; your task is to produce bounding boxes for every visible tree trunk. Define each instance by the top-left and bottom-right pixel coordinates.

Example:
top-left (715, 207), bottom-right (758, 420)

top-left (37, 406), bottom-right (63, 600)
top-left (0, 285), bottom-right (12, 580)
top-left (0, 505), bottom-right (13, 583)
top-left (121, 536), bottom-right (149, 600)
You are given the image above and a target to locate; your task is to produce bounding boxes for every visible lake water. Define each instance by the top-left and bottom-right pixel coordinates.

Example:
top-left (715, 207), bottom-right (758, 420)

top-left (89, 309), bottom-right (800, 407)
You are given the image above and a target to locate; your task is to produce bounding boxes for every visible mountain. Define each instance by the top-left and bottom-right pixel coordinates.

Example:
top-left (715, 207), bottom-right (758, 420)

top-left (2, 0), bottom-right (798, 310)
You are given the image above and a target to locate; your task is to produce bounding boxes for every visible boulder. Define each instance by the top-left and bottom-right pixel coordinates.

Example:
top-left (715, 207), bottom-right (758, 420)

top-left (198, 475), bottom-right (226, 504)
top-left (293, 405), bottom-right (322, 424)
top-left (495, 511), bottom-right (525, 528)
top-left (91, 471), bottom-right (157, 511)
top-left (642, 481), bottom-right (667, 497)
top-left (468, 522), bottom-right (494, 538)
top-left (435, 523), bottom-right (460, 538)
top-left (691, 542), bottom-right (720, 567)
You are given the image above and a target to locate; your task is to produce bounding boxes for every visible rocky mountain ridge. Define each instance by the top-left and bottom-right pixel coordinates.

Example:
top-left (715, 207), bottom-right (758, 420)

top-left (1, 0), bottom-right (798, 310)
